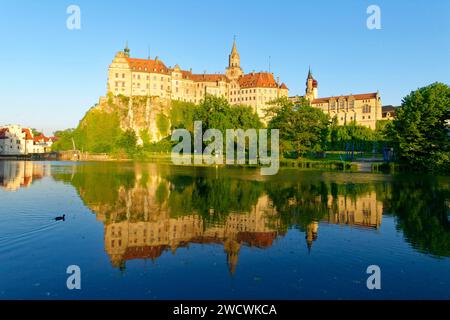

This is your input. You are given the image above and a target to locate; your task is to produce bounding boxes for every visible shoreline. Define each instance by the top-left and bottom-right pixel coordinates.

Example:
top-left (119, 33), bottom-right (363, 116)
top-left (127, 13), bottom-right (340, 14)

top-left (0, 153), bottom-right (400, 173)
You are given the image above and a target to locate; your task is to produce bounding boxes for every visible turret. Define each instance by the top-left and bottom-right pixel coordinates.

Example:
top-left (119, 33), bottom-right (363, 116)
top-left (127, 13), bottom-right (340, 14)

top-left (226, 37), bottom-right (243, 80)
top-left (305, 67), bottom-right (318, 101)
top-left (124, 42), bottom-right (130, 57)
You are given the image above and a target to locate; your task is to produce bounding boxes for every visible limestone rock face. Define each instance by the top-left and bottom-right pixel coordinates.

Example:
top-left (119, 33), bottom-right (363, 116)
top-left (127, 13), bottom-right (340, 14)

top-left (96, 94), bottom-right (171, 143)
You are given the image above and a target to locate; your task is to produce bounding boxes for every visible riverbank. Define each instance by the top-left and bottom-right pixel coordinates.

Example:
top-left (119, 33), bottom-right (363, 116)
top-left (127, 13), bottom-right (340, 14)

top-left (2, 151), bottom-right (402, 173)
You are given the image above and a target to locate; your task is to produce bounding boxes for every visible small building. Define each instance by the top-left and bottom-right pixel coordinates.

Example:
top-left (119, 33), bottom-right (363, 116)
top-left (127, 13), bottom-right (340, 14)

top-left (0, 125), bottom-right (52, 156)
top-left (382, 105), bottom-right (397, 120)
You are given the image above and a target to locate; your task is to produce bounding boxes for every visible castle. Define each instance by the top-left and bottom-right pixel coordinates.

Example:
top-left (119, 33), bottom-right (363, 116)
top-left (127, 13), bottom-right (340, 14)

top-left (107, 40), bottom-right (289, 119)
top-left (290, 69), bottom-right (384, 129)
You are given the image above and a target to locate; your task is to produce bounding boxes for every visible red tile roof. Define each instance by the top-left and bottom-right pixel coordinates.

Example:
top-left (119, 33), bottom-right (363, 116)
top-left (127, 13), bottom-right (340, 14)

top-left (22, 128), bottom-right (33, 140)
top-left (123, 245), bottom-right (167, 261)
top-left (312, 92), bottom-right (378, 104)
top-left (0, 128), bottom-right (9, 139)
top-left (180, 70), bottom-right (193, 79)
top-left (33, 134), bottom-right (51, 143)
top-left (238, 72), bottom-right (278, 89)
top-left (190, 73), bottom-right (228, 82)
top-left (126, 57), bottom-right (169, 74)
top-left (280, 83), bottom-right (288, 90)
top-left (237, 232), bottom-right (277, 248)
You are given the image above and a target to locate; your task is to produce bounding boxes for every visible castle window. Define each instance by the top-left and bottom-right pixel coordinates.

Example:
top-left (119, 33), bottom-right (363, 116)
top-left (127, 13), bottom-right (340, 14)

top-left (363, 105), bottom-right (371, 113)
top-left (122, 74), bottom-right (125, 78)
top-left (115, 73), bottom-right (119, 78)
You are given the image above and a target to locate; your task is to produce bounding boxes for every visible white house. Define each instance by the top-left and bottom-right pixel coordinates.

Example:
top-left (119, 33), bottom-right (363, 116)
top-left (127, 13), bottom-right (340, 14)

top-left (0, 125), bottom-right (53, 156)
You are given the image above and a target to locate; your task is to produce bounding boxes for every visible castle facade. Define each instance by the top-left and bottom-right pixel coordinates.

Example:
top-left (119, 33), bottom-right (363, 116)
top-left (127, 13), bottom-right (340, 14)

top-left (290, 69), bottom-right (383, 130)
top-left (107, 40), bottom-right (289, 118)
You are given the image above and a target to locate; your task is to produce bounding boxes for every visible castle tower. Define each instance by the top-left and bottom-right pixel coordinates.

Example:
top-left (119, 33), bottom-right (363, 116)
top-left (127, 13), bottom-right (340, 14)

top-left (224, 239), bottom-right (241, 275)
top-left (305, 67), bottom-right (318, 101)
top-left (124, 42), bottom-right (130, 57)
top-left (305, 220), bottom-right (319, 253)
top-left (226, 37), bottom-right (243, 80)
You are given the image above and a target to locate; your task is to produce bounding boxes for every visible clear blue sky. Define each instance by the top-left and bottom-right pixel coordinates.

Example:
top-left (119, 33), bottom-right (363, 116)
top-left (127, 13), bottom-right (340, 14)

top-left (0, 0), bottom-right (449, 134)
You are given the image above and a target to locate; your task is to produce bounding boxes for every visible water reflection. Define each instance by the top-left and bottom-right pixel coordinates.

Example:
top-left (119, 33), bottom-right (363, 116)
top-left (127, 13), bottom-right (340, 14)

top-left (0, 161), bottom-right (50, 191)
top-left (2, 161), bottom-right (450, 274)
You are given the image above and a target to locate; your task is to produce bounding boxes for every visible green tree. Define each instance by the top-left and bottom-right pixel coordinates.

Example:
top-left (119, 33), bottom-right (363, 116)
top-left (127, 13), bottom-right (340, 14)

top-left (170, 100), bottom-right (198, 131)
top-left (388, 82), bottom-right (450, 172)
top-left (115, 129), bottom-right (138, 156)
top-left (268, 97), bottom-right (330, 157)
top-left (52, 128), bottom-right (76, 151)
top-left (194, 95), bottom-right (263, 131)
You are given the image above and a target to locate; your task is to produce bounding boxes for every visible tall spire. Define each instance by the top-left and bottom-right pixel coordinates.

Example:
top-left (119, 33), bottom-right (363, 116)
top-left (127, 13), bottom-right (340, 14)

top-left (231, 35), bottom-right (238, 54)
top-left (226, 35), bottom-right (243, 79)
top-left (307, 66), bottom-right (313, 79)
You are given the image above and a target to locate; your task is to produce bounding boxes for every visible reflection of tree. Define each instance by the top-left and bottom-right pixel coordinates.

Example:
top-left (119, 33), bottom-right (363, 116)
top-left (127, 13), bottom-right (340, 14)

top-left (265, 181), bottom-right (329, 233)
top-left (54, 163), bottom-right (136, 207)
top-left (265, 180), bottom-right (379, 233)
top-left (190, 178), bottom-right (264, 223)
top-left (387, 176), bottom-right (450, 257)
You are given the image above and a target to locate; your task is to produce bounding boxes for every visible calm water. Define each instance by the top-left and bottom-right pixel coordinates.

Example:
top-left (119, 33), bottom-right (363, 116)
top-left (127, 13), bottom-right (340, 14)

top-left (0, 160), bottom-right (449, 300)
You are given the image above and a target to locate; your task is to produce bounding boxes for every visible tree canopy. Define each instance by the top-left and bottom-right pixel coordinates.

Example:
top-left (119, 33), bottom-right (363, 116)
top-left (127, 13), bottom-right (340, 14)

top-left (388, 82), bottom-right (450, 172)
top-left (267, 97), bottom-right (330, 156)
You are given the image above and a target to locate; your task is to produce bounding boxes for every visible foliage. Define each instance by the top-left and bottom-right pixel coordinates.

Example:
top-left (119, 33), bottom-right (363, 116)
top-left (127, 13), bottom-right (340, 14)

top-left (387, 82), bottom-right (450, 172)
top-left (52, 128), bottom-right (76, 151)
top-left (156, 113), bottom-right (170, 137)
top-left (31, 128), bottom-right (43, 137)
top-left (267, 97), bottom-right (330, 156)
top-left (170, 100), bottom-right (198, 131)
top-left (387, 175), bottom-right (450, 257)
top-left (115, 129), bottom-right (138, 156)
top-left (193, 95), bottom-right (263, 133)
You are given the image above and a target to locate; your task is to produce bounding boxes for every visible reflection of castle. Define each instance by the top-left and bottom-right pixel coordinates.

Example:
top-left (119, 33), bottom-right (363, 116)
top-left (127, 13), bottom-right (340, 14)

top-left (0, 161), bottom-right (50, 191)
top-left (101, 194), bottom-right (279, 274)
top-left (67, 163), bottom-right (385, 271)
top-left (306, 192), bottom-right (383, 250)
